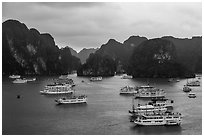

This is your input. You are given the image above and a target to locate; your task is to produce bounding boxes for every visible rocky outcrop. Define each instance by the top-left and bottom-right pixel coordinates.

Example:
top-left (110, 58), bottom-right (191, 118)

top-left (128, 38), bottom-right (194, 78)
top-left (2, 19), bottom-right (81, 75)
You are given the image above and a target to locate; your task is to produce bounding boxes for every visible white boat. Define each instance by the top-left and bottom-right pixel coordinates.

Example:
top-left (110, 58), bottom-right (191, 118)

top-left (55, 95), bottom-right (87, 104)
top-left (188, 93), bottom-right (196, 98)
top-left (183, 85), bottom-right (191, 92)
top-left (168, 78), bottom-right (173, 82)
top-left (149, 98), bottom-right (174, 108)
top-left (120, 86), bottom-right (137, 94)
top-left (9, 75), bottom-right (21, 79)
top-left (134, 112), bottom-right (182, 126)
top-left (90, 76), bottom-right (102, 81)
top-left (187, 80), bottom-right (200, 86)
top-left (129, 104), bottom-right (167, 115)
top-left (134, 86), bottom-right (166, 98)
top-left (40, 83), bottom-right (74, 95)
top-left (13, 78), bottom-right (27, 83)
top-left (176, 79), bottom-right (180, 82)
top-left (121, 74), bottom-right (133, 79)
top-left (27, 78), bottom-right (36, 82)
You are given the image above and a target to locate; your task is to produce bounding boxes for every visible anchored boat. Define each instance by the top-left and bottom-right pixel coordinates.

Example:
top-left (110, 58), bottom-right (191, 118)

top-left (134, 86), bottom-right (166, 98)
top-left (55, 95), bottom-right (87, 104)
top-left (120, 86), bottom-right (137, 94)
top-left (90, 76), bottom-right (102, 81)
top-left (134, 111), bottom-right (182, 126)
top-left (9, 75), bottom-right (21, 79)
top-left (183, 85), bottom-right (191, 92)
top-left (13, 78), bottom-right (27, 83)
top-left (40, 83), bottom-right (74, 95)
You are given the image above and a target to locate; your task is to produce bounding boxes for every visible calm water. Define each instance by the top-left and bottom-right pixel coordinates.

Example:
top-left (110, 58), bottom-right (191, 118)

top-left (2, 74), bottom-right (202, 135)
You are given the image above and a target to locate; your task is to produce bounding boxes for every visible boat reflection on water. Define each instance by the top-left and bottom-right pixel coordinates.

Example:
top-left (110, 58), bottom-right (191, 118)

top-left (130, 124), bottom-right (182, 135)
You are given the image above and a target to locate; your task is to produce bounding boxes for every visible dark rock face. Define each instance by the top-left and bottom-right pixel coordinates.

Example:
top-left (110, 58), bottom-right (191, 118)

top-left (77, 53), bottom-right (116, 77)
top-left (128, 38), bottom-right (194, 78)
top-left (2, 19), bottom-right (81, 75)
top-left (162, 36), bottom-right (202, 74)
top-left (78, 48), bottom-right (98, 64)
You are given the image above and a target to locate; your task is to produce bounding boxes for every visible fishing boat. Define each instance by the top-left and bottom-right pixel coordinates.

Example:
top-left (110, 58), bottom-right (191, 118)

top-left (40, 83), bottom-right (74, 95)
top-left (183, 85), bottom-right (191, 92)
top-left (121, 74), bottom-right (133, 79)
top-left (149, 98), bottom-right (174, 108)
top-left (13, 78), bottom-right (27, 83)
top-left (55, 95), bottom-right (87, 104)
top-left (134, 86), bottom-right (166, 98)
top-left (120, 86), bottom-right (137, 94)
top-left (186, 80), bottom-right (200, 86)
top-left (90, 76), bottom-right (102, 81)
top-left (9, 75), bottom-right (21, 79)
top-left (134, 111), bottom-right (182, 126)
top-left (188, 93), bottom-right (196, 98)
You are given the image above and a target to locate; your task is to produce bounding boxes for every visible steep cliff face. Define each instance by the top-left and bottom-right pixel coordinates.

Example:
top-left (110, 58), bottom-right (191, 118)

top-left (2, 19), bottom-right (80, 75)
top-left (78, 48), bottom-right (98, 64)
top-left (128, 38), bottom-right (193, 78)
top-left (162, 36), bottom-right (202, 73)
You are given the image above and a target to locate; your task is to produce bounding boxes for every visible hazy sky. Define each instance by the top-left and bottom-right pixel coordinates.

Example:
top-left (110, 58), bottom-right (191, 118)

top-left (2, 2), bottom-right (202, 52)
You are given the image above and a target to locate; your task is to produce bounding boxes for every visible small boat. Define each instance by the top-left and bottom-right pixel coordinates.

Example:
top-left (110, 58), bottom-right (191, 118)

top-left (176, 79), bottom-right (180, 82)
top-left (186, 80), bottom-right (200, 86)
top-left (183, 85), bottom-right (191, 92)
top-left (134, 111), bottom-right (182, 126)
top-left (13, 78), bottom-right (27, 83)
top-left (188, 93), bottom-right (196, 98)
top-left (121, 74), bottom-right (133, 79)
top-left (134, 86), bottom-right (166, 98)
top-left (40, 83), bottom-right (74, 95)
top-left (26, 78), bottom-right (36, 82)
top-left (59, 75), bottom-right (69, 79)
top-left (120, 86), bottom-right (137, 94)
top-left (9, 75), bottom-right (21, 79)
top-left (55, 95), bottom-right (87, 104)
top-left (90, 76), bottom-right (102, 81)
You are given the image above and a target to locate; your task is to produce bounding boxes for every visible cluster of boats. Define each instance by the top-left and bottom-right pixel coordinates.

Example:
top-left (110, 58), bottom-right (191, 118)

top-left (183, 79), bottom-right (201, 98)
top-left (9, 75), bottom-right (36, 83)
top-left (120, 85), bottom-right (182, 126)
top-left (40, 75), bottom-right (87, 105)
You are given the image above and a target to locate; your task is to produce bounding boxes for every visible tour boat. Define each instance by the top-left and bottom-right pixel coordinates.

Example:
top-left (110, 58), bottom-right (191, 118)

top-left (186, 80), bottom-right (200, 86)
top-left (13, 78), bottom-right (27, 83)
top-left (9, 75), bottom-right (21, 79)
top-left (134, 111), bottom-right (182, 126)
top-left (40, 83), bottom-right (74, 95)
top-left (55, 95), bottom-right (87, 104)
top-left (188, 93), bottom-right (196, 98)
top-left (134, 86), bottom-right (166, 98)
top-left (90, 76), bottom-right (102, 81)
top-left (183, 85), bottom-right (191, 92)
top-left (121, 74), bottom-right (133, 79)
top-left (149, 98), bottom-right (174, 108)
top-left (120, 86), bottom-right (137, 94)
top-left (59, 75), bottom-right (69, 79)
top-left (168, 78), bottom-right (173, 82)
top-left (129, 104), bottom-right (167, 115)
top-left (54, 78), bottom-right (75, 87)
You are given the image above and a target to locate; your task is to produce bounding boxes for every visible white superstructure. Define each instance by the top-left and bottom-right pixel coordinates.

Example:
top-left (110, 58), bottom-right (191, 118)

top-left (13, 78), bottom-right (27, 83)
top-left (134, 112), bottom-right (182, 126)
top-left (90, 76), bottom-right (102, 81)
top-left (9, 75), bottom-right (21, 79)
top-left (134, 86), bottom-right (166, 98)
top-left (120, 86), bottom-right (137, 94)
top-left (40, 83), bottom-right (74, 95)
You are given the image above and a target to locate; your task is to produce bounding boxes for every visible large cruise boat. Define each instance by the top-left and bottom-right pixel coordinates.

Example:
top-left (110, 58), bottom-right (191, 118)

top-left (134, 86), bottom-right (166, 98)
top-left (90, 76), bottom-right (102, 81)
top-left (13, 78), bottom-right (27, 83)
top-left (129, 104), bottom-right (167, 115)
top-left (134, 111), bottom-right (182, 126)
top-left (55, 95), bottom-right (87, 104)
top-left (186, 80), bottom-right (200, 86)
top-left (40, 83), bottom-right (74, 95)
top-left (149, 98), bottom-right (174, 108)
top-left (120, 86), bottom-right (137, 94)
top-left (9, 75), bottom-right (21, 79)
